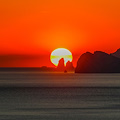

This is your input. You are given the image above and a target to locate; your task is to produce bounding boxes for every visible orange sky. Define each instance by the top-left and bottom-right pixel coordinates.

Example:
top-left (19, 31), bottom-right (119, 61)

top-left (0, 0), bottom-right (120, 67)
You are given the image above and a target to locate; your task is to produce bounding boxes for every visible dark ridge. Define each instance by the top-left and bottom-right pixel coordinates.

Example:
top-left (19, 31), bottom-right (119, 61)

top-left (111, 48), bottom-right (120, 58)
top-left (0, 67), bottom-right (56, 72)
top-left (75, 51), bottom-right (120, 73)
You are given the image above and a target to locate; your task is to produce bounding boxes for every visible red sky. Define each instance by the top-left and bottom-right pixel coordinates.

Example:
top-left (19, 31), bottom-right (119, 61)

top-left (0, 0), bottom-right (120, 67)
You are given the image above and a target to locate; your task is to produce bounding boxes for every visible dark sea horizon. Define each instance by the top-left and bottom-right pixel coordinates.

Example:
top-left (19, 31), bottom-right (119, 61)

top-left (0, 72), bottom-right (120, 120)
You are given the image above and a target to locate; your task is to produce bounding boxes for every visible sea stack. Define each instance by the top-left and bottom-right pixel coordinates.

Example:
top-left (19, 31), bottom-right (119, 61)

top-left (66, 61), bottom-right (74, 71)
top-left (57, 58), bottom-right (65, 71)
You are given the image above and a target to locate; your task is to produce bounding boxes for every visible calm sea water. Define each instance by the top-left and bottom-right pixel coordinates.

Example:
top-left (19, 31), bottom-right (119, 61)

top-left (0, 72), bottom-right (120, 120)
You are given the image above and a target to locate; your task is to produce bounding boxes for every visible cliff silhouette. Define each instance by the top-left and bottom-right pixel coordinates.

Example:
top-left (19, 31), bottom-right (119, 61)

top-left (75, 51), bottom-right (120, 73)
top-left (111, 48), bottom-right (120, 58)
top-left (56, 58), bottom-right (74, 72)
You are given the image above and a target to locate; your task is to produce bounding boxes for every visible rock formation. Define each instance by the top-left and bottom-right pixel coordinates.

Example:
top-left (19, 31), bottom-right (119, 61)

top-left (56, 58), bottom-right (74, 72)
top-left (111, 48), bottom-right (120, 58)
top-left (57, 58), bottom-right (65, 71)
top-left (75, 51), bottom-right (120, 73)
top-left (66, 61), bottom-right (74, 71)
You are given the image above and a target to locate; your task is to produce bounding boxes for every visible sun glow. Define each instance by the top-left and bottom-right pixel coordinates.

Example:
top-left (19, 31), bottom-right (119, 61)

top-left (50, 48), bottom-right (73, 66)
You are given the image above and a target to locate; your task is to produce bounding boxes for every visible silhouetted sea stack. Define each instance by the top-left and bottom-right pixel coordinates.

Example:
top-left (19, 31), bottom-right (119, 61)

top-left (56, 58), bottom-right (74, 72)
top-left (75, 51), bottom-right (120, 73)
top-left (66, 61), bottom-right (74, 71)
top-left (57, 58), bottom-right (65, 71)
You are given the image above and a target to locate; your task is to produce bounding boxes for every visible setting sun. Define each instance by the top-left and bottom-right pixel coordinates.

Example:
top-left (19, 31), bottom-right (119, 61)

top-left (50, 48), bottom-right (73, 66)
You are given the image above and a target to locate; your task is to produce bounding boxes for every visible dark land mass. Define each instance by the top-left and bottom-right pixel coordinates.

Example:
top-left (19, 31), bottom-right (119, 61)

top-left (0, 49), bottom-right (120, 73)
top-left (0, 60), bottom-right (74, 72)
top-left (75, 50), bottom-right (120, 73)
top-left (111, 48), bottom-right (120, 58)
top-left (0, 66), bottom-right (56, 72)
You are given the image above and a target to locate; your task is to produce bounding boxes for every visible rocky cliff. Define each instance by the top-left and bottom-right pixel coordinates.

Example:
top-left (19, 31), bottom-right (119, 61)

top-left (75, 51), bottom-right (120, 73)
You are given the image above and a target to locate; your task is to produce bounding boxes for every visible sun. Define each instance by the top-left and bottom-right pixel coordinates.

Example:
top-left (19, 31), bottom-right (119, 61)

top-left (50, 48), bottom-right (73, 66)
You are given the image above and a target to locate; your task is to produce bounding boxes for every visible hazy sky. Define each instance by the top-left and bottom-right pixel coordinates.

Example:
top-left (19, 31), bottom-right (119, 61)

top-left (0, 0), bottom-right (120, 67)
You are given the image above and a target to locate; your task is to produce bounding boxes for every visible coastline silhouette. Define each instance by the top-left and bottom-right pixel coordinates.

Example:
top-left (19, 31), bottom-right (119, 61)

top-left (111, 48), bottom-right (120, 58)
top-left (75, 49), bottom-right (120, 73)
top-left (0, 48), bottom-right (120, 73)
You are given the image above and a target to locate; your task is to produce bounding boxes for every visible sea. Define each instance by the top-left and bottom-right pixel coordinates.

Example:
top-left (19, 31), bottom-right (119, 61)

top-left (0, 72), bottom-right (120, 120)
